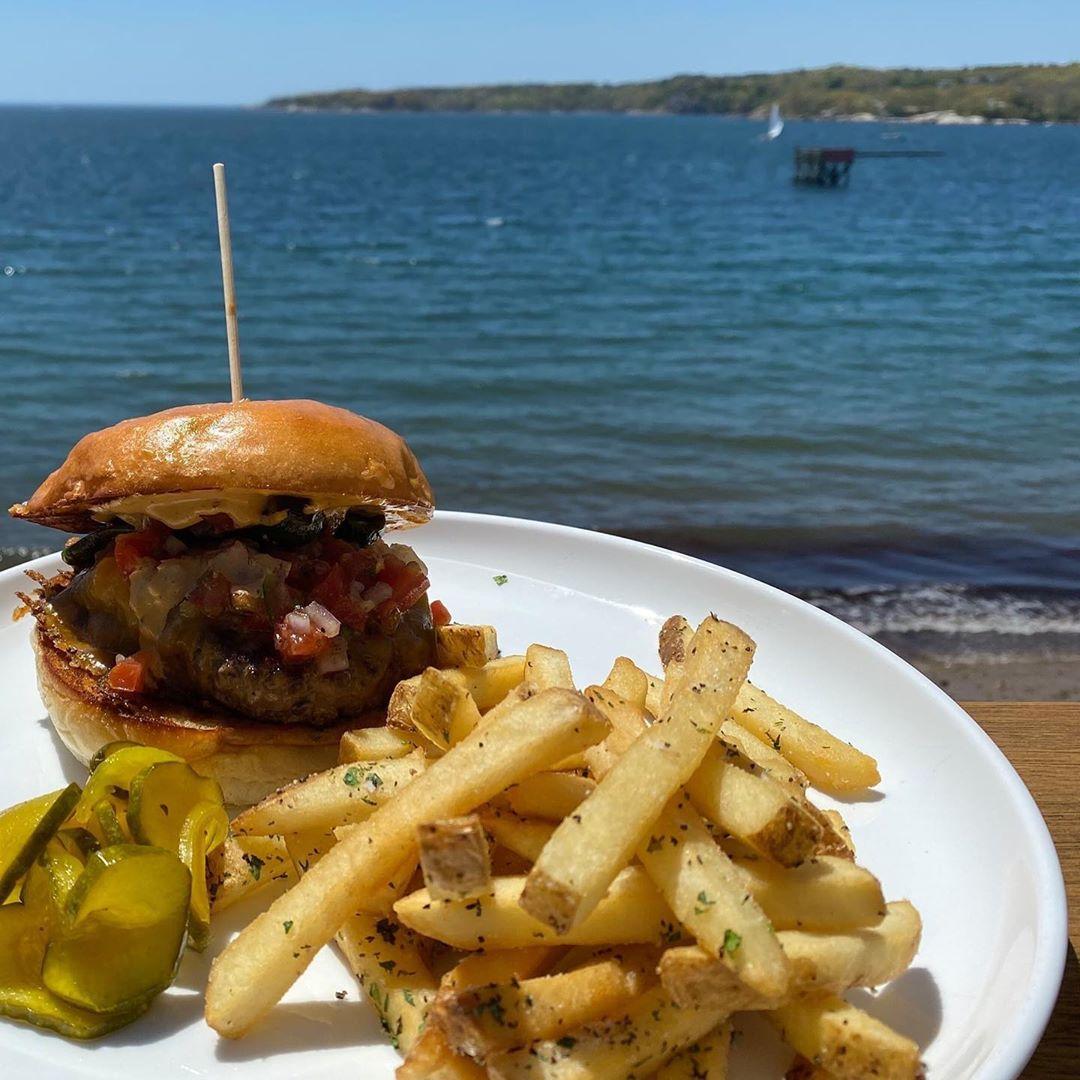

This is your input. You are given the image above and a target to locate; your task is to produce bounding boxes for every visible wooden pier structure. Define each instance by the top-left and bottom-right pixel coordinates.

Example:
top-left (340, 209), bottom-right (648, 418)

top-left (794, 147), bottom-right (944, 186)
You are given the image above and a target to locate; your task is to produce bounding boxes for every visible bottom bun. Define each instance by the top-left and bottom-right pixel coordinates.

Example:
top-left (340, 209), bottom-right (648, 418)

top-left (33, 629), bottom-right (374, 806)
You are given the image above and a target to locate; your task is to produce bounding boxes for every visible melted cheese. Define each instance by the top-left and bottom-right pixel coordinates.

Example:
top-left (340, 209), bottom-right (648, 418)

top-left (92, 489), bottom-right (371, 530)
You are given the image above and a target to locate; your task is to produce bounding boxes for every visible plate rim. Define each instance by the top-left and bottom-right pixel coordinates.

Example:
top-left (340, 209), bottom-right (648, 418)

top-left (0, 509), bottom-right (1068, 1079)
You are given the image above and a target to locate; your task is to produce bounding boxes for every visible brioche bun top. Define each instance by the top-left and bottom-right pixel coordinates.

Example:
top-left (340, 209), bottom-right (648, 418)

top-left (10, 399), bottom-right (434, 533)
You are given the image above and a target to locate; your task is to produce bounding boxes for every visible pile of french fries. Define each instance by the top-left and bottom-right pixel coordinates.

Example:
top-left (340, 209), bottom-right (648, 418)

top-left (204, 617), bottom-right (923, 1079)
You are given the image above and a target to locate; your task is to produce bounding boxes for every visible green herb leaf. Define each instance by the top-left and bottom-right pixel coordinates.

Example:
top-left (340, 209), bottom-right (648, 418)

top-left (723, 928), bottom-right (742, 954)
top-left (283, 919), bottom-right (294, 934)
top-left (343, 767), bottom-right (363, 787)
top-left (493, 574), bottom-right (509, 586)
top-left (242, 852), bottom-right (264, 881)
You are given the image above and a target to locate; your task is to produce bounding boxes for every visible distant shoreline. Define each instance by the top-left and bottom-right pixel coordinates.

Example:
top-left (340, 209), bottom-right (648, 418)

top-left (266, 63), bottom-right (1080, 124)
top-left (266, 104), bottom-right (1052, 127)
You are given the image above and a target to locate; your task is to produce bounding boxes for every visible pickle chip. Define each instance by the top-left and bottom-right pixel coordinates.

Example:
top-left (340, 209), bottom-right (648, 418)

top-left (0, 903), bottom-right (148, 1039)
top-left (72, 746), bottom-right (182, 828)
top-left (0, 784), bottom-right (81, 901)
top-left (42, 845), bottom-right (191, 1016)
top-left (128, 761), bottom-right (225, 851)
top-left (178, 800), bottom-right (229, 951)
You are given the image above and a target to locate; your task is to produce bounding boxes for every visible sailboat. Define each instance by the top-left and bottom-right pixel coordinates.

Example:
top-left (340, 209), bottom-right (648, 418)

top-left (765, 102), bottom-right (784, 140)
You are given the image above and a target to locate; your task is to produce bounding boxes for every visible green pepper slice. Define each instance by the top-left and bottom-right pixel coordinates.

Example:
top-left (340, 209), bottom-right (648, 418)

top-left (42, 844), bottom-right (190, 1015)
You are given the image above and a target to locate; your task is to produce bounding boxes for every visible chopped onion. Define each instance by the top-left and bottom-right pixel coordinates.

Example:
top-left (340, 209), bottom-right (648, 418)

top-left (303, 601), bottom-right (341, 638)
top-left (363, 581), bottom-right (393, 607)
top-left (317, 638), bottom-right (349, 674)
top-left (285, 610), bottom-right (312, 636)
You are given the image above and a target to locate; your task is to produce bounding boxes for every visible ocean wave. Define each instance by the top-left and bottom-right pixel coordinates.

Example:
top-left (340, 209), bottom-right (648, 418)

top-left (801, 583), bottom-right (1080, 637)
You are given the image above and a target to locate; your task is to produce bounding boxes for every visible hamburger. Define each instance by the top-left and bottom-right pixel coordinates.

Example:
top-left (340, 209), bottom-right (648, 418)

top-left (11, 399), bottom-right (444, 804)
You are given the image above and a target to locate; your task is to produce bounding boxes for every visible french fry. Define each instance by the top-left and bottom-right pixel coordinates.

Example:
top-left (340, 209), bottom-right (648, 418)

top-left (387, 675), bottom-right (424, 732)
top-left (397, 1026), bottom-right (487, 1080)
top-left (657, 946), bottom-right (758, 1012)
top-left (817, 809), bottom-right (855, 858)
top-left (481, 808), bottom-right (556, 863)
top-left (769, 992), bottom-right (921, 1080)
top-left (394, 869), bottom-right (679, 950)
top-left (205, 688), bottom-right (608, 1037)
top-left (207, 834), bottom-right (295, 913)
top-left (732, 855), bottom-right (885, 932)
top-left (655, 1021), bottom-right (732, 1080)
top-left (659, 614), bottom-right (693, 668)
top-left (435, 951), bottom-right (654, 1061)
top-left (784, 1056), bottom-right (835, 1080)
top-left (398, 949), bottom-right (556, 1080)
top-left (459, 656), bottom-right (527, 711)
top-left (637, 792), bottom-right (790, 1002)
top-left (442, 947), bottom-right (557, 989)
top-left (521, 618), bottom-right (755, 933)
top-left (437, 624), bottom-right (500, 668)
top-left (335, 912), bottom-right (438, 1054)
top-left (283, 825), bottom-right (338, 875)
top-left (412, 668), bottom-right (483, 749)
top-left (717, 719), bottom-right (808, 792)
top-left (418, 815), bottom-right (492, 900)
top-left (286, 825), bottom-right (417, 914)
top-left (231, 752), bottom-right (427, 836)
top-left (602, 657), bottom-right (648, 707)
top-left (486, 984), bottom-right (725, 1080)
top-left (780, 901), bottom-right (921, 994)
top-left (661, 615), bottom-right (878, 794)
top-left (730, 684), bottom-right (880, 795)
top-left (340, 725), bottom-right (418, 763)
top-left (525, 644), bottom-right (575, 690)
top-left (659, 902), bottom-right (921, 1008)
top-left (645, 672), bottom-right (664, 718)
top-left (686, 741), bottom-right (821, 867)
top-left (584, 685), bottom-right (650, 742)
top-left (505, 773), bottom-right (595, 821)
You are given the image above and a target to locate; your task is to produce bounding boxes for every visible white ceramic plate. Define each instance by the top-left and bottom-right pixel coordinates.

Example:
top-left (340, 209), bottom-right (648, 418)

top-left (0, 511), bottom-right (1066, 1079)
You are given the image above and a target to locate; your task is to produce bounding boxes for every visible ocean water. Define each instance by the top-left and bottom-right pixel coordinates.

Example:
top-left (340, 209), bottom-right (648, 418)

top-left (1, 107), bottom-right (1079, 656)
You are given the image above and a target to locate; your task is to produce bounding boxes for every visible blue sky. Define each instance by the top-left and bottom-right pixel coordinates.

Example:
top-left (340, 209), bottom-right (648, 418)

top-left (1, 1), bottom-right (1076, 106)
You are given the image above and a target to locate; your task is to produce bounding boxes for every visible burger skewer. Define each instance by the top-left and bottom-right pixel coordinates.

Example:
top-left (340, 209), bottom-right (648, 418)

top-left (212, 162), bottom-right (244, 402)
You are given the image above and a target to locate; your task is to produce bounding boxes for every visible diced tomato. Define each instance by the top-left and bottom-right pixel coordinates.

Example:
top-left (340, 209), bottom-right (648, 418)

top-left (430, 600), bottom-right (452, 627)
top-left (107, 651), bottom-right (152, 694)
top-left (373, 598), bottom-right (402, 635)
top-left (274, 612), bottom-right (333, 664)
top-left (188, 571), bottom-right (232, 618)
top-left (377, 555), bottom-right (429, 612)
top-left (311, 563), bottom-right (368, 632)
top-left (113, 522), bottom-right (170, 577)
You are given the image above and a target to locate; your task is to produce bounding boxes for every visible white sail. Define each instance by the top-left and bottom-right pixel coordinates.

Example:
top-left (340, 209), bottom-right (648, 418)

top-left (766, 103), bottom-right (784, 140)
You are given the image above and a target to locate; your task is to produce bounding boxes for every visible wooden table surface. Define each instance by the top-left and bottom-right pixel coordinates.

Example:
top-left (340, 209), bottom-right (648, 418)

top-left (961, 702), bottom-right (1078, 1079)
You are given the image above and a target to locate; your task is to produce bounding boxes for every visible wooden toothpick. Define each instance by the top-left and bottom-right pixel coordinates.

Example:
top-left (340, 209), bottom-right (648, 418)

top-left (212, 163), bottom-right (243, 402)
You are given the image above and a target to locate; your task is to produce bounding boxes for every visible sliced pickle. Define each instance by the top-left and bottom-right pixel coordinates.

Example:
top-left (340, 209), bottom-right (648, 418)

top-left (88, 740), bottom-right (140, 772)
top-left (92, 801), bottom-right (126, 847)
top-left (71, 746), bottom-right (181, 827)
top-left (128, 761), bottom-right (224, 851)
top-left (0, 785), bottom-right (81, 900)
top-left (57, 827), bottom-right (100, 861)
top-left (21, 839), bottom-right (83, 925)
top-left (42, 845), bottom-right (190, 1015)
top-left (177, 800), bottom-right (229, 951)
top-left (0, 902), bottom-right (148, 1039)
